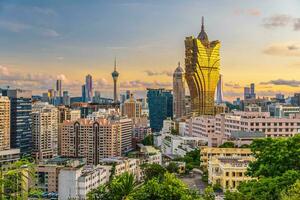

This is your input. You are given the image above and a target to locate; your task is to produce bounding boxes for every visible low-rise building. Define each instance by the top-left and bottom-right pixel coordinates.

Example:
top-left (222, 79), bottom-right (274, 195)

top-left (0, 148), bottom-right (20, 170)
top-left (200, 147), bottom-right (252, 169)
top-left (228, 131), bottom-right (265, 147)
top-left (58, 164), bottom-right (110, 200)
top-left (208, 156), bottom-right (254, 191)
top-left (161, 134), bottom-right (207, 157)
top-left (99, 157), bottom-right (140, 181)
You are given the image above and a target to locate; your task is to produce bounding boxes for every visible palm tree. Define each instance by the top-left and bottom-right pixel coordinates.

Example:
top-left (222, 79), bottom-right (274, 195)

top-left (109, 172), bottom-right (137, 200)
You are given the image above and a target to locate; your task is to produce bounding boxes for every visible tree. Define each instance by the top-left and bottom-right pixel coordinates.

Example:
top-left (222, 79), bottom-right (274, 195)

top-left (225, 170), bottom-right (300, 200)
top-left (141, 163), bottom-right (166, 182)
top-left (87, 172), bottom-right (137, 200)
top-left (219, 142), bottom-right (235, 148)
top-left (128, 173), bottom-right (203, 200)
top-left (240, 144), bottom-right (250, 148)
top-left (247, 135), bottom-right (300, 178)
top-left (225, 135), bottom-right (300, 200)
top-left (202, 186), bottom-right (215, 200)
top-left (166, 162), bottom-right (178, 173)
top-left (0, 158), bottom-right (37, 199)
top-left (142, 135), bottom-right (153, 146)
top-left (174, 149), bottom-right (201, 171)
top-left (281, 179), bottom-right (300, 200)
top-left (109, 172), bottom-right (137, 200)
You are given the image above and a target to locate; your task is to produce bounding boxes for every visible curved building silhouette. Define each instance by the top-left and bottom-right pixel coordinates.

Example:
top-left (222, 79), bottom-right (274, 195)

top-left (185, 17), bottom-right (221, 116)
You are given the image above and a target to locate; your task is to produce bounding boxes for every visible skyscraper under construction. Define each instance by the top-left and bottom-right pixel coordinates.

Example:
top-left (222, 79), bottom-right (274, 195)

top-left (185, 17), bottom-right (221, 116)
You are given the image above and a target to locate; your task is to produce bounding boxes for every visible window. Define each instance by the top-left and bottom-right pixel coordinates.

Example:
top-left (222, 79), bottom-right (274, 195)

top-left (226, 172), bottom-right (229, 176)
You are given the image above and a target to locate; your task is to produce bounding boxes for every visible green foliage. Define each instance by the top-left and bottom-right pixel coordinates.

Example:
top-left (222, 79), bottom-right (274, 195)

top-left (201, 171), bottom-right (208, 183)
top-left (166, 162), bottom-right (178, 173)
top-left (248, 134), bottom-right (300, 178)
top-left (224, 191), bottom-right (245, 200)
top-left (225, 135), bottom-right (300, 200)
top-left (0, 158), bottom-right (38, 200)
top-left (141, 163), bottom-right (166, 182)
top-left (233, 170), bottom-right (300, 200)
top-left (212, 183), bottom-right (222, 192)
top-left (219, 142), bottom-right (235, 148)
top-left (174, 149), bottom-right (200, 171)
top-left (87, 185), bottom-right (110, 200)
top-left (110, 172), bottom-right (137, 200)
top-left (171, 128), bottom-right (179, 135)
top-left (202, 186), bottom-right (215, 200)
top-left (88, 172), bottom-right (137, 200)
top-left (240, 144), bottom-right (250, 148)
top-left (142, 134), bottom-right (153, 146)
top-left (128, 172), bottom-right (203, 200)
top-left (280, 179), bottom-right (300, 200)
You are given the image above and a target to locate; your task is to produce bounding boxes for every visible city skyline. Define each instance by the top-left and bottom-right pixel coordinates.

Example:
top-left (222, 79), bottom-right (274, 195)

top-left (0, 0), bottom-right (300, 100)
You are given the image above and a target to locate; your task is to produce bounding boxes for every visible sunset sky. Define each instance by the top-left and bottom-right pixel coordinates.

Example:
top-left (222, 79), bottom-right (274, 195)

top-left (0, 0), bottom-right (300, 100)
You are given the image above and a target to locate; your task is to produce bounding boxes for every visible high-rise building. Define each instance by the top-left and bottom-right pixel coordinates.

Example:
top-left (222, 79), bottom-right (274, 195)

top-left (185, 17), bottom-right (220, 116)
top-left (244, 87), bottom-right (251, 100)
top-left (250, 83), bottom-right (256, 99)
top-left (173, 62), bottom-right (186, 119)
top-left (62, 91), bottom-right (70, 106)
top-left (125, 90), bottom-right (131, 100)
top-left (244, 83), bottom-right (256, 100)
top-left (216, 74), bottom-right (224, 104)
top-left (56, 80), bottom-right (62, 105)
top-left (81, 85), bottom-right (86, 103)
top-left (121, 94), bottom-right (142, 121)
top-left (85, 74), bottom-right (93, 103)
top-left (147, 88), bottom-right (173, 132)
top-left (93, 90), bottom-right (101, 103)
top-left (60, 119), bottom-right (123, 165)
top-left (112, 58), bottom-right (119, 103)
top-left (56, 80), bottom-right (62, 97)
top-left (3, 89), bottom-right (32, 155)
top-left (0, 96), bottom-right (10, 151)
top-left (32, 102), bottom-right (58, 161)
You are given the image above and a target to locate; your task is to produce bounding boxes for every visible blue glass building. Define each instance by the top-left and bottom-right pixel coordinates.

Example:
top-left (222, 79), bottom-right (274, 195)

top-left (147, 88), bottom-right (173, 132)
top-left (3, 89), bottom-right (32, 156)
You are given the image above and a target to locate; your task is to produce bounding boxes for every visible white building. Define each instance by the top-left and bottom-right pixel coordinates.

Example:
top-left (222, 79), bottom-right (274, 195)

top-left (32, 102), bottom-right (58, 161)
top-left (161, 134), bottom-right (207, 157)
top-left (58, 165), bottom-right (110, 200)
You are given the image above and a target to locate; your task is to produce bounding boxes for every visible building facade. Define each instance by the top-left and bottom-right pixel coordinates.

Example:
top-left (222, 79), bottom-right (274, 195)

top-left (185, 17), bottom-right (220, 116)
top-left (60, 118), bottom-right (131, 165)
top-left (121, 94), bottom-right (142, 122)
top-left (3, 89), bottom-right (32, 155)
top-left (147, 88), bottom-right (173, 132)
top-left (32, 102), bottom-right (58, 161)
top-left (173, 62), bottom-right (186, 119)
top-left (0, 96), bottom-right (10, 151)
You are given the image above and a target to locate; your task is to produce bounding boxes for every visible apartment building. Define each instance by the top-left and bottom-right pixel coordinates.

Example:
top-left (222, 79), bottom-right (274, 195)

top-left (0, 96), bottom-right (10, 150)
top-left (32, 102), bottom-right (58, 161)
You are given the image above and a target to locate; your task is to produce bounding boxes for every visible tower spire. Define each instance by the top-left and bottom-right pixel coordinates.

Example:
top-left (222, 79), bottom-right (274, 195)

top-left (178, 61), bottom-right (180, 67)
top-left (201, 16), bottom-right (204, 31)
top-left (114, 56), bottom-right (117, 71)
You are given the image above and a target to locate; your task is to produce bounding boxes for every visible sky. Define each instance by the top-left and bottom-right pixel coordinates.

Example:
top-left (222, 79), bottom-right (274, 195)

top-left (0, 0), bottom-right (300, 100)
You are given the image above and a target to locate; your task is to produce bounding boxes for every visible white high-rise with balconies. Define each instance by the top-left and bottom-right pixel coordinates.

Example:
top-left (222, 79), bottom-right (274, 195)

top-left (32, 102), bottom-right (58, 161)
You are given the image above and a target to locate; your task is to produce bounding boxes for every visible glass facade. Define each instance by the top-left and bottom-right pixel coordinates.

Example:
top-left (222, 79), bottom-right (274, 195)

top-left (185, 18), bottom-right (220, 116)
top-left (147, 89), bottom-right (173, 132)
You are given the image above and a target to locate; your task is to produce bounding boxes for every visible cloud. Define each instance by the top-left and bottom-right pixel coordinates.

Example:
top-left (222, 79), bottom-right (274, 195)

top-left (263, 14), bottom-right (291, 28)
top-left (56, 56), bottom-right (64, 60)
top-left (263, 14), bottom-right (300, 31)
top-left (144, 70), bottom-right (173, 77)
top-left (224, 82), bottom-right (242, 89)
top-left (263, 42), bottom-right (300, 56)
top-left (260, 79), bottom-right (300, 87)
top-left (41, 29), bottom-right (59, 37)
top-left (0, 21), bottom-right (29, 32)
top-left (247, 9), bottom-right (261, 17)
top-left (233, 8), bottom-right (261, 17)
top-left (294, 18), bottom-right (300, 31)
top-left (120, 80), bottom-right (171, 89)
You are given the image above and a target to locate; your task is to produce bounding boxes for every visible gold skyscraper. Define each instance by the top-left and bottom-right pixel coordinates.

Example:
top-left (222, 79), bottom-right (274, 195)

top-left (185, 17), bottom-right (220, 116)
